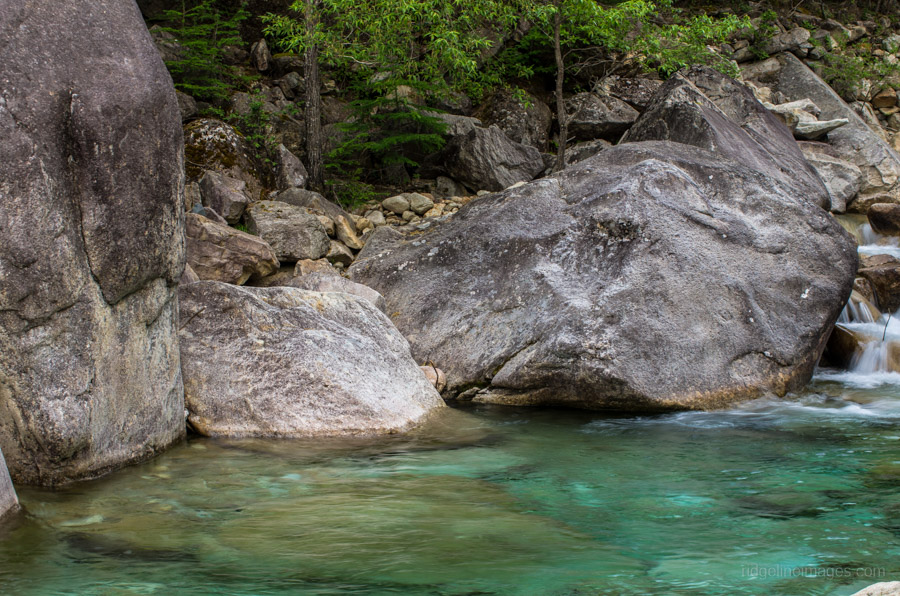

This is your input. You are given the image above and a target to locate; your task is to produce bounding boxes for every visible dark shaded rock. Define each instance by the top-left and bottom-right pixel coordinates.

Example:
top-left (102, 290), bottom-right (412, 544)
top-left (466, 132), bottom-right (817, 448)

top-left (179, 282), bottom-right (444, 437)
top-left (867, 203), bottom-right (900, 237)
top-left (326, 240), bottom-right (355, 267)
top-left (622, 65), bottom-right (830, 210)
top-left (442, 125), bottom-right (545, 192)
top-left (244, 201), bottom-right (330, 262)
top-left (859, 262), bottom-right (900, 312)
top-left (185, 213), bottom-right (279, 285)
top-left (0, 0), bottom-right (186, 485)
top-left (566, 92), bottom-right (640, 141)
top-left (350, 141), bottom-right (857, 410)
top-left (175, 91), bottom-right (197, 122)
top-left (477, 88), bottom-right (553, 151)
top-left (565, 139), bottom-right (613, 167)
top-left (595, 76), bottom-right (663, 112)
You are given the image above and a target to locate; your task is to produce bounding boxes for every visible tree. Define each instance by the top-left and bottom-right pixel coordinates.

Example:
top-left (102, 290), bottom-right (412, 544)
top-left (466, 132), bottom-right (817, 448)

top-left (262, 0), bottom-right (523, 191)
top-left (515, 0), bottom-right (747, 167)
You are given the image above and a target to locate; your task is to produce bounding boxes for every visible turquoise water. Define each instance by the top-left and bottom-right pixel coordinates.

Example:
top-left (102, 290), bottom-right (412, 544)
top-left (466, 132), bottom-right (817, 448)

top-left (1, 377), bottom-right (899, 595)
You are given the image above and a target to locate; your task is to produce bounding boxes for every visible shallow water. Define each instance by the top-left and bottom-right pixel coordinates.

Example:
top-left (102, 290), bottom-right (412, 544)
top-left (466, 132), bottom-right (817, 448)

top-left (1, 377), bottom-right (899, 595)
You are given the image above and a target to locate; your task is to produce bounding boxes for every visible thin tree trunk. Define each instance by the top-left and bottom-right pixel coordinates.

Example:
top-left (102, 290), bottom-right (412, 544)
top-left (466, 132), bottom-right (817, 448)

top-left (304, 0), bottom-right (324, 191)
top-left (553, 6), bottom-right (567, 172)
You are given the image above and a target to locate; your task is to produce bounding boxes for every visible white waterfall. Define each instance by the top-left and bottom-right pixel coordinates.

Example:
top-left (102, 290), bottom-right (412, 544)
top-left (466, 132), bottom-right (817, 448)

top-left (858, 223), bottom-right (900, 259)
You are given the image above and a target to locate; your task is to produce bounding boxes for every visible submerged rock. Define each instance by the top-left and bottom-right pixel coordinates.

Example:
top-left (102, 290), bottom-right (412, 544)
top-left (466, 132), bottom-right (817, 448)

top-left (179, 282), bottom-right (444, 437)
top-left (0, 0), bottom-right (186, 484)
top-left (0, 448), bottom-right (18, 519)
top-left (350, 141), bottom-right (857, 410)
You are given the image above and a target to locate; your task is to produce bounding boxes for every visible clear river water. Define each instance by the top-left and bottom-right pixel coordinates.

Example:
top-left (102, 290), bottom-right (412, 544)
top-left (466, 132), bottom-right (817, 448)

top-left (2, 217), bottom-right (899, 596)
top-left (0, 375), bottom-right (899, 595)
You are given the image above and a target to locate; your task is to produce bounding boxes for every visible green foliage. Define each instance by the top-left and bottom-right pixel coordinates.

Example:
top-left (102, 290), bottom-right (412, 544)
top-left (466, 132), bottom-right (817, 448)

top-left (326, 179), bottom-right (380, 210)
top-left (819, 50), bottom-right (898, 101)
top-left (326, 79), bottom-right (448, 182)
top-left (158, 0), bottom-right (251, 101)
top-left (636, 11), bottom-right (749, 78)
top-left (228, 92), bottom-right (276, 165)
top-left (748, 9), bottom-right (779, 60)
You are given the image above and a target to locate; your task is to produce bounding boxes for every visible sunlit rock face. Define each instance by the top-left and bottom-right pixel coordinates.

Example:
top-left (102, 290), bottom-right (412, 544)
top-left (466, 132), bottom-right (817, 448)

top-left (0, 0), bottom-right (186, 485)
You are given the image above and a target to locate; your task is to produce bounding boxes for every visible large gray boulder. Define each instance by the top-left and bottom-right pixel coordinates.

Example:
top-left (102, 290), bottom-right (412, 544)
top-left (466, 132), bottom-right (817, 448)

top-left (769, 53), bottom-right (900, 209)
top-left (350, 141), bottom-right (857, 410)
top-left (622, 66), bottom-right (830, 210)
top-left (0, 449), bottom-right (18, 519)
top-left (441, 125), bottom-right (546, 192)
top-left (185, 213), bottom-right (279, 285)
top-left (244, 201), bottom-right (330, 262)
top-left (0, 0), bottom-right (186, 484)
top-left (179, 282), bottom-right (445, 437)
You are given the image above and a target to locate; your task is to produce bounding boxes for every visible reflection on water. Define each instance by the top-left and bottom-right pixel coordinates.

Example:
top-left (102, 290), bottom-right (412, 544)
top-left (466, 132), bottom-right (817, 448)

top-left (1, 387), bottom-right (899, 595)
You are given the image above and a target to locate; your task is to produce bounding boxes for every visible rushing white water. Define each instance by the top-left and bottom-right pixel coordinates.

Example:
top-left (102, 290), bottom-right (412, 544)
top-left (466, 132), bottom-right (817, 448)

top-left (856, 222), bottom-right (900, 258)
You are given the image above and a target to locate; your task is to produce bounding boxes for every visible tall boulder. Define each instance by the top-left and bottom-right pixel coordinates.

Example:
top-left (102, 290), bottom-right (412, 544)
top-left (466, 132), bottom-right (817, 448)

top-left (0, 1), bottom-right (186, 484)
top-left (770, 53), bottom-right (900, 210)
top-left (350, 142), bottom-right (857, 410)
top-left (622, 66), bottom-right (830, 210)
top-left (179, 282), bottom-right (444, 437)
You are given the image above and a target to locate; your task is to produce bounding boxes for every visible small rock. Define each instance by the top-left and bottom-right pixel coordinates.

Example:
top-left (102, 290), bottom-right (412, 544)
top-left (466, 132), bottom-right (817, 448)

top-left (290, 271), bottom-right (386, 311)
top-left (420, 365), bottom-right (447, 393)
top-left (181, 263), bottom-right (200, 285)
top-left (294, 258), bottom-right (337, 277)
top-left (274, 144), bottom-right (308, 190)
top-left (382, 194), bottom-right (411, 215)
top-left (356, 217), bottom-right (374, 234)
top-left (364, 210), bottom-right (386, 227)
top-left (402, 210), bottom-right (416, 222)
top-left (424, 205), bottom-right (444, 218)
top-left (326, 240), bottom-right (355, 267)
top-left (199, 171), bottom-right (250, 224)
top-left (407, 193), bottom-right (434, 216)
top-left (335, 215), bottom-right (365, 250)
top-left (175, 90), bottom-right (197, 122)
top-left (565, 92), bottom-right (639, 141)
top-left (316, 215), bottom-right (335, 237)
top-left (873, 88), bottom-right (899, 109)
top-left (184, 181), bottom-right (202, 212)
top-left (250, 39), bottom-right (271, 72)
top-left (185, 213), bottom-right (279, 285)
top-left (192, 204), bottom-right (228, 226)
